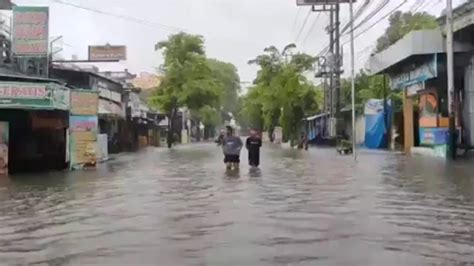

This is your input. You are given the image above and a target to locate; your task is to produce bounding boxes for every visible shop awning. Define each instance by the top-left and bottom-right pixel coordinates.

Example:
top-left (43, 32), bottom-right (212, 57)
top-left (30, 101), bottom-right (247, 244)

top-left (98, 99), bottom-right (124, 118)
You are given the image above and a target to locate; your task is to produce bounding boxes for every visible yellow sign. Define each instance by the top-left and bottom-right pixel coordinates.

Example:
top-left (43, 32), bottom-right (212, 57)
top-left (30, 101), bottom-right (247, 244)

top-left (70, 90), bottom-right (98, 115)
top-left (71, 131), bottom-right (96, 167)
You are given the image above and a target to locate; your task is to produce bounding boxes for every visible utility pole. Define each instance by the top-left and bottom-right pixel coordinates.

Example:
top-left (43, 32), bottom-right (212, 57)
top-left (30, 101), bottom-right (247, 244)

top-left (328, 8), bottom-right (335, 118)
top-left (349, 0), bottom-right (356, 160)
top-left (446, 0), bottom-right (456, 159)
top-left (334, 0), bottom-right (342, 141)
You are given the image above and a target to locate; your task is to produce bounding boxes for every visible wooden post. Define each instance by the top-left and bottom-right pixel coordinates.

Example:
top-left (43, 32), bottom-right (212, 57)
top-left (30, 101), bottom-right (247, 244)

top-left (403, 89), bottom-right (414, 154)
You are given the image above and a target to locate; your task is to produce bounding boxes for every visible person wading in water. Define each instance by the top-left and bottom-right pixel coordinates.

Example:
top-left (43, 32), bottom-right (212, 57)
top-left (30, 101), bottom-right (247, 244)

top-left (246, 129), bottom-right (262, 167)
top-left (222, 126), bottom-right (243, 170)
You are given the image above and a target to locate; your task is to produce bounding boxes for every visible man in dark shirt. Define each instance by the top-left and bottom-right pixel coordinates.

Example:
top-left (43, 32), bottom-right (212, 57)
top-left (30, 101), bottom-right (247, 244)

top-left (246, 129), bottom-right (262, 167)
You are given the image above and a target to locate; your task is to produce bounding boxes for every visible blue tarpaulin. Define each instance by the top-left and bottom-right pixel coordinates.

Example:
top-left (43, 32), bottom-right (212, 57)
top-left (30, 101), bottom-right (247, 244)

top-left (364, 99), bottom-right (391, 149)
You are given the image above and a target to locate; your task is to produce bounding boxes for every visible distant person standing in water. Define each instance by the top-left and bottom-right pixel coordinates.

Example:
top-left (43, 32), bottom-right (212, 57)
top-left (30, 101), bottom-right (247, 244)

top-left (222, 126), bottom-right (243, 170)
top-left (246, 129), bottom-right (262, 167)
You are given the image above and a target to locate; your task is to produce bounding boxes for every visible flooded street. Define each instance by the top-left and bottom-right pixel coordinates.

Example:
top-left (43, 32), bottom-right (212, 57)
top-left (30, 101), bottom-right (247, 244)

top-left (1, 143), bottom-right (474, 265)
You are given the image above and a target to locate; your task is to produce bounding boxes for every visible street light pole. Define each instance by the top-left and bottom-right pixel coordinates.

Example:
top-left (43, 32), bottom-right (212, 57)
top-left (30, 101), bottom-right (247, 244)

top-left (446, 0), bottom-right (456, 159)
top-left (349, 0), bottom-right (356, 161)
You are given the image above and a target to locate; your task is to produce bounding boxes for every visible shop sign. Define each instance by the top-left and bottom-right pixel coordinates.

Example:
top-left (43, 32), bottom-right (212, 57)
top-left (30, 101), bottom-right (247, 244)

top-left (130, 92), bottom-right (141, 118)
top-left (69, 115), bottom-right (97, 169)
top-left (88, 45), bottom-right (126, 61)
top-left (0, 83), bottom-right (50, 108)
top-left (406, 82), bottom-right (425, 97)
top-left (296, 0), bottom-right (354, 5)
top-left (70, 90), bottom-right (99, 115)
top-left (0, 122), bottom-right (8, 176)
top-left (99, 88), bottom-right (121, 103)
top-left (51, 85), bottom-right (70, 110)
top-left (390, 54), bottom-right (437, 89)
top-left (12, 6), bottom-right (49, 56)
top-left (420, 128), bottom-right (449, 145)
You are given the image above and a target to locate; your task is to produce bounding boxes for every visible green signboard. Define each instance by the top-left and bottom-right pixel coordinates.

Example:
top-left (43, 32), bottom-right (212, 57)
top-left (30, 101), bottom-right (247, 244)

top-left (0, 82), bottom-right (70, 110)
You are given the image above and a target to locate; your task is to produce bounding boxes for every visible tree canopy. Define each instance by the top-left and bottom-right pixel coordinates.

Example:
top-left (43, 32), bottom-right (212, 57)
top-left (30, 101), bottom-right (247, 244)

top-left (238, 44), bottom-right (321, 143)
top-left (375, 11), bottom-right (438, 53)
top-left (150, 32), bottom-right (238, 146)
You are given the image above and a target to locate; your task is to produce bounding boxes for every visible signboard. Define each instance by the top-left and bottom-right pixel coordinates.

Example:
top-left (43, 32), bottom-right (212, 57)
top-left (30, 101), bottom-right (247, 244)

top-left (88, 45), bottom-right (126, 61)
top-left (12, 6), bottom-right (49, 56)
top-left (130, 92), bottom-right (141, 118)
top-left (96, 134), bottom-right (109, 162)
top-left (419, 128), bottom-right (449, 145)
top-left (0, 122), bottom-right (8, 176)
top-left (406, 82), bottom-right (425, 97)
top-left (0, 83), bottom-right (71, 110)
top-left (99, 89), bottom-right (121, 103)
top-left (390, 54), bottom-right (437, 89)
top-left (297, 0), bottom-right (354, 5)
top-left (70, 115), bottom-right (97, 169)
top-left (70, 90), bottom-right (99, 115)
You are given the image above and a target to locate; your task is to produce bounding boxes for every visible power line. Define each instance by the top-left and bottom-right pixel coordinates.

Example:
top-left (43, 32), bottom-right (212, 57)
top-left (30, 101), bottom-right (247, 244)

top-left (51, 0), bottom-right (187, 33)
top-left (295, 9), bottom-right (312, 43)
top-left (301, 12), bottom-right (324, 48)
top-left (351, 0), bottom-right (390, 34)
top-left (342, 0), bottom-right (409, 46)
top-left (291, 8), bottom-right (303, 33)
top-left (341, 0), bottom-right (373, 34)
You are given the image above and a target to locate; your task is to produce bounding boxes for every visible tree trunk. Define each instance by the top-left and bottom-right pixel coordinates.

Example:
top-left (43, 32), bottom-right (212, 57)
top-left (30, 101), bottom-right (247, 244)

top-left (196, 120), bottom-right (201, 142)
top-left (167, 105), bottom-right (177, 148)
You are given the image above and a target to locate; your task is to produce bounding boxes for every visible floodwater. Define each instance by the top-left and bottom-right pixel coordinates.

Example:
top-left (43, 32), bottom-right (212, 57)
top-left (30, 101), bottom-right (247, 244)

top-left (1, 144), bottom-right (474, 265)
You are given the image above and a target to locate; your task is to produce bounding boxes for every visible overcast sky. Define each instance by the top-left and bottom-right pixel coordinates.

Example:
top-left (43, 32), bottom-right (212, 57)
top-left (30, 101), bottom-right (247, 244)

top-left (9, 0), bottom-right (469, 86)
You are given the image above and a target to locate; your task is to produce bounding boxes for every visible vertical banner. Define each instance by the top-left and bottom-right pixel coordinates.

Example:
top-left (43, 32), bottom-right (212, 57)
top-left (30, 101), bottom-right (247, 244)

top-left (0, 122), bottom-right (9, 176)
top-left (70, 116), bottom-right (98, 169)
top-left (69, 90), bottom-right (99, 170)
top-left (12, 6), bottom-right (49, 56)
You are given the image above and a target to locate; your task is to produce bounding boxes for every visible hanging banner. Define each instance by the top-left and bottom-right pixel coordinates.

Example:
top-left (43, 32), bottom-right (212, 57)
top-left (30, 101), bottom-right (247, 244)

top-left (70, 90), bottom-right (99, 115)
top-left (12, 6), bottom-right (49, 56)
top-left (70, 116), bottom-right (97, 169)
top-left (0, 122), bottom-right (9, 176)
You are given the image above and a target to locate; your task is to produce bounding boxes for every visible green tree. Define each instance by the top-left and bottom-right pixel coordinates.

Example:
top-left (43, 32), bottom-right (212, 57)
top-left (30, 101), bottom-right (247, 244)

top-left (207, 59), bottom-right (241, 122)
top-left (375, 11), bottom-right (438, 53)
top-left (150, 32), bottom-right (220, 147)
top-left (239, 44), bottom-right (318, 144)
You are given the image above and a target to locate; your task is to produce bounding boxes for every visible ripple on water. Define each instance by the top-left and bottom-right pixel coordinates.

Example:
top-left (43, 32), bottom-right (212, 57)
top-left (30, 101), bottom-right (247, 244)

top-left (0, 145), bottom-right (473, 265)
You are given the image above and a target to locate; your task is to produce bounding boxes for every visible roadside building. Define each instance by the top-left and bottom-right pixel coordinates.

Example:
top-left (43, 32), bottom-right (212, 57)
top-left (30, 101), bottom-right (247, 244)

top-left (369, 16), bottom-right (473, 158)
top-left (0, 73), bottom-right (70, 174)
top-left (51, 64), bottom-right (127, 155)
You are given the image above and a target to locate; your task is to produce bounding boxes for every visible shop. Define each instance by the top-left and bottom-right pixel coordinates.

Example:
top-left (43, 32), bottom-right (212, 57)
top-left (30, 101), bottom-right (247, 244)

top-left (0, 81), bottom-right (70, 174)
top-left (369, 29), bottom-right (470, 158)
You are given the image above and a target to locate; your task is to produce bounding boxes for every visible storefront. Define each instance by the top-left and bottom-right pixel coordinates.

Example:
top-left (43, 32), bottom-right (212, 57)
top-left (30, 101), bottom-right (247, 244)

top-left (370, 29), bottom-right (470, 158)
top-left (0, 81), bottom-right (70, 174)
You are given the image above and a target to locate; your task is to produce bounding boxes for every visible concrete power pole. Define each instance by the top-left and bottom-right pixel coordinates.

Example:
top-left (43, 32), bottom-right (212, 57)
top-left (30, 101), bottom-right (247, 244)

top-left (334, 0), bottom-right (342, 141)
top-left (349, 0), bottom-right (356, 160)
top-left (446, 0), bottom-right (456, 159)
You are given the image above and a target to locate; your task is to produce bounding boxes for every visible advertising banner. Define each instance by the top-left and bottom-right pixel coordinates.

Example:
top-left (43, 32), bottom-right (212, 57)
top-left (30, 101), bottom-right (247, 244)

top-left (12, 6), bottom-right (49, 56)
top-left (420, 128), bottom-right (449, 146)
top-left (419, 92), bottom-right (438, 128)
top-left (70, 115), bottom-right (98, 169)
top-left (0, 122), bottom-right (8, 176)
top-left (70, 90), bottom-right (99, 115)
top-left (96, 134), bottom-right (108, 162)
top-left (88, 45), bottom-right (126, 61)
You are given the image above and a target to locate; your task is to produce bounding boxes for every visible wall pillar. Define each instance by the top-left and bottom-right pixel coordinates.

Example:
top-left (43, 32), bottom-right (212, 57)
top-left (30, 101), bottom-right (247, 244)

top-left (403, 89), bottom-right (414, 154)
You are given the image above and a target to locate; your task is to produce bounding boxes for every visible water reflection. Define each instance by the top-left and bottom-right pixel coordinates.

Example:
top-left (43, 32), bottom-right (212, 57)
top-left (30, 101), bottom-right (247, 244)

top-left (0, 144), bottom-right (473, 265)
